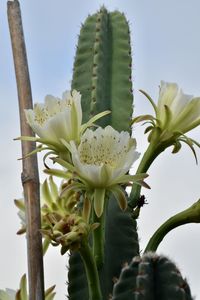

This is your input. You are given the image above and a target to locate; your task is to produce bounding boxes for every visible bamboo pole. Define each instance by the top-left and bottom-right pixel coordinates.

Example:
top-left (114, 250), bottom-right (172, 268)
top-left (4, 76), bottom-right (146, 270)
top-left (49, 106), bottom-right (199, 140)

top-left (7, 1), bottom-right (44, 299)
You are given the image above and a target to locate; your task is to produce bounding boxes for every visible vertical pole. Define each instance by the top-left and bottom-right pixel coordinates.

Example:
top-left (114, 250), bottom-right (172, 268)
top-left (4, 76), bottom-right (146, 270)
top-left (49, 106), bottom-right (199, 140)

top-left (7, 1), bottom-right (45, 299)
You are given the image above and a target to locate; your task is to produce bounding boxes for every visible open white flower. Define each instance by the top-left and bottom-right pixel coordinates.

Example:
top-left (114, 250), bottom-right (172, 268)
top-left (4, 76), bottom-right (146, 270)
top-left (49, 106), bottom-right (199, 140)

top-left (22, 90), bottom-right (109, 154)
top-left (132, 81), bottom-right (200, 158)
top-left (0, 289), bottom-right (15, 300)
top-left (25, 90), bottom-right (82, 148)
top-left (157, 81), bottom-right (200, 134)
top-left (0, 275), bottom-right (56, 300)
top-left (71, 126), bottom-right (140, 187)
top-left (64, 126), bottom-right (146, 217)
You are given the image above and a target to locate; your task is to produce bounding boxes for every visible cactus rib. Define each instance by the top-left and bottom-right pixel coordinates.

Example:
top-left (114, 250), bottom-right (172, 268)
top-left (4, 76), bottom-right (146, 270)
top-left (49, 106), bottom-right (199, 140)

top-left (112, 253), bottom-right (193, 300)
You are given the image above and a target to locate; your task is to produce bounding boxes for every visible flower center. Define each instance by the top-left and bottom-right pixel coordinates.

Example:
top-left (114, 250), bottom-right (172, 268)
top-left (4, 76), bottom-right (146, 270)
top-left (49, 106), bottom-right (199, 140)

top-left (79, 134), bottom-right (129, 167)
top-left (33, 99), bottom-right (72, 126)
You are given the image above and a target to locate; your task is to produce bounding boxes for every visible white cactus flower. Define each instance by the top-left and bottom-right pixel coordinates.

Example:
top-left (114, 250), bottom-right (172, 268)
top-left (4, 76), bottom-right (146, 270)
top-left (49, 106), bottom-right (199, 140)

top-left (25, 90), bottom-right (82, 148)
top-left (68, 126), bottom-right (145, 217)
top-left (21, 90), bottom-right (110, 155)
top-left (157, 81), bottom-right (200, 134)
top-left (0, 289), bottom-right (15, 300)
top-left (132, 81), bottom-right (200, 158)
top-left (0, 275), bottom-right (55, 300)
top-left (71, 126), bottom-right (140, 187)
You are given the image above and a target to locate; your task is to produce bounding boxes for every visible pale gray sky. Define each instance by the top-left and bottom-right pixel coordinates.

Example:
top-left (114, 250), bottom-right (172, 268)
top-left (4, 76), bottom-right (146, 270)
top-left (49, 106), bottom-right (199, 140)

top-left (1, 0), bottom-right (200, 299)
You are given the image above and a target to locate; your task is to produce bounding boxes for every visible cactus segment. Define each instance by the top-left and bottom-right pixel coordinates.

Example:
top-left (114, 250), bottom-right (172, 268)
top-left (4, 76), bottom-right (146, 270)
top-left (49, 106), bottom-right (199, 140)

top-left (108, 12), bottom-right (133, 132)
top-left (101, 197), bottom-right (139, 297)
top-left (68, 197), bottom-right (139, 300)
top-left (72, 7), bottom-right (133, 131)
top-left (69, 6), bottom-right (138, 300)
top-left (68, 252), bottom-right (89, 300)
top-left (112, 253), bottom-right (193, 300)
top-left (72, 13), bottom-right (97, 123)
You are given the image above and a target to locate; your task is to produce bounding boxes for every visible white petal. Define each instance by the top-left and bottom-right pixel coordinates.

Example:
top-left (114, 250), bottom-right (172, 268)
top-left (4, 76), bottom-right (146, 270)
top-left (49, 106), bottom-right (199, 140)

top-left (45, 95), bottom-right (61, 115)
top-left (0, 289), bottom-right (16, 300)
top-left (62, 90), bottom-right (71, 100)
top-left (24, 109), bottom-right (35, 127)
top-left (170, 97), bottom-right (200, 133)
top-left (112, 147), bottom-right (140, 180)
top-left (63, 89), bottom-right (82, 127)
top-left (157, 81), bottom-right (178, 121)
top-left (170, 88), bottom-right (193, 117)
top-left (47, 111), bottom-right (71, 140)
top-left (70, 141), bottom-right (102, 186)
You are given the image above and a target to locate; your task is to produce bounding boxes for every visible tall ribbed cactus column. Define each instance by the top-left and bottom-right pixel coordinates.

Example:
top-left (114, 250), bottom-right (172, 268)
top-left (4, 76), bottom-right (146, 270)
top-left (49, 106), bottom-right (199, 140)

top-left (68, 7), bottom-right (139, 300)
top-left (72, 7), bottom-right (133, 131)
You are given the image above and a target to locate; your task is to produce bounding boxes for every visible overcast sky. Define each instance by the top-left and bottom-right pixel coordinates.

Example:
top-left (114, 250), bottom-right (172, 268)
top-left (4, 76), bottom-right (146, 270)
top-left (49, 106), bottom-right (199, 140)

top-left (1, 0), bottom-right (200, 299)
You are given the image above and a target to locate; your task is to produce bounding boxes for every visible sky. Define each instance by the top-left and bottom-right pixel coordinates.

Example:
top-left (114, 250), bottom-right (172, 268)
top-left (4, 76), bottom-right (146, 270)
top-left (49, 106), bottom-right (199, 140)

top-left (0, 0), bottom-right (200, 299)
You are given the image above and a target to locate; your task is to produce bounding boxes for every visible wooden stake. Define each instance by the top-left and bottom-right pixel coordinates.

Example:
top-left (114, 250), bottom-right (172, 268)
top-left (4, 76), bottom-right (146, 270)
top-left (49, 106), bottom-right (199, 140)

top-left (7, 1), bottom-right (44, 299)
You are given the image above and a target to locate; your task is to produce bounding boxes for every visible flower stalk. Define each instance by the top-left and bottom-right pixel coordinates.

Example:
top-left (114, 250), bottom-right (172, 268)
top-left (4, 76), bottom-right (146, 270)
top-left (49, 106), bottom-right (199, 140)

top-left (79, 240), bottom-right (102, 300)
top-left (130, 81), bottom-right (200, 212)
top-left (129, 138), bottom-right (167, 210)
top-left (92, 200), bottom-right (107, 268)
top-left (144, 199), bottom-right (200, 252)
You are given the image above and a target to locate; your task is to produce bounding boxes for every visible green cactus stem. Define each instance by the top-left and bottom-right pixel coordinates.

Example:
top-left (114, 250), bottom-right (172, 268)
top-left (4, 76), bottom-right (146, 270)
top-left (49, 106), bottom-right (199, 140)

top-left (68, 198), bottom-right (140, 300)
top-left (145, 199), bottom-right (200, 252)
top-left (79, 240), bottom-right (102, 300)
top-left (68, 252), bottom-right (88, 300)
top-left (101, 198), bottom-right (139, 297)
top-left (129, 136), bottom-right (173, 210)
top-left (68, 6), bottom-right (139, 300)
top-left (112, 253), bottom-right (193, 300)
top-left (72, 3), bottom-right (134, 274)
top-left (72, 7), bottom-right (133, 132)
top-left (92, 203), bottom-right (106, 268)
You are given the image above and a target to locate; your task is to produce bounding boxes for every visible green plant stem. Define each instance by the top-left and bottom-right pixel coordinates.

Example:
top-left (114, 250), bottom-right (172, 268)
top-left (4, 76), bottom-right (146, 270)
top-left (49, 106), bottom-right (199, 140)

top-left (92, 207), bottom-right (106, 268)
top-left (144, 199), bottom-right (200, 252)
top-left (129, 140), bottom-right (165, 209)
top-left (79, 240), bottom-right (102, 300)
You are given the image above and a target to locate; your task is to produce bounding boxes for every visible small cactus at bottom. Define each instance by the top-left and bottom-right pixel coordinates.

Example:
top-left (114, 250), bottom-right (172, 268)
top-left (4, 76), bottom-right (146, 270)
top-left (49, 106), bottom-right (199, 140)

top-left (111, 252), bottom-right (193, 300)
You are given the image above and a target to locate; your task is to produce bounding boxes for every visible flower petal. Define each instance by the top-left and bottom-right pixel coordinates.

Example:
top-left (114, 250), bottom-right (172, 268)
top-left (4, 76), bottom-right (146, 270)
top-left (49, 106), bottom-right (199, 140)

top-left (157, 81), bottom-right (179, 122)
top-left (171, 97), bottom-right (200, 133)
top-left (82, 196), bottom-right (92, 223)
top-left (94, 188), bottom-right (106, 217)
top-left (109, 186), bottom-right (127, 211)
top-left (24, 90), bottom-right (83, 150)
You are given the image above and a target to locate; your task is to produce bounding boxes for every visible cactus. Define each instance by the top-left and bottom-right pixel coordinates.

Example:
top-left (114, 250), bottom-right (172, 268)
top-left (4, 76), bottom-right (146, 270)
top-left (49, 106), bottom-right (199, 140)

top-left (112, 253), bottom-right (193, 300)
top-left (72, 7), bottom-right (133, 132)
top-left (68, 252), bottom-right (88, 300)
top-left (101, 199), bottom-right (139, 296)
top-left (68, 7), bottom-right (137, 300)
top-left (67, 6), bottom-right (196, 300)
top-left (9, 3), bottom-right (196, 300)
top-left (68, 198), bottom-right (139, 299)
